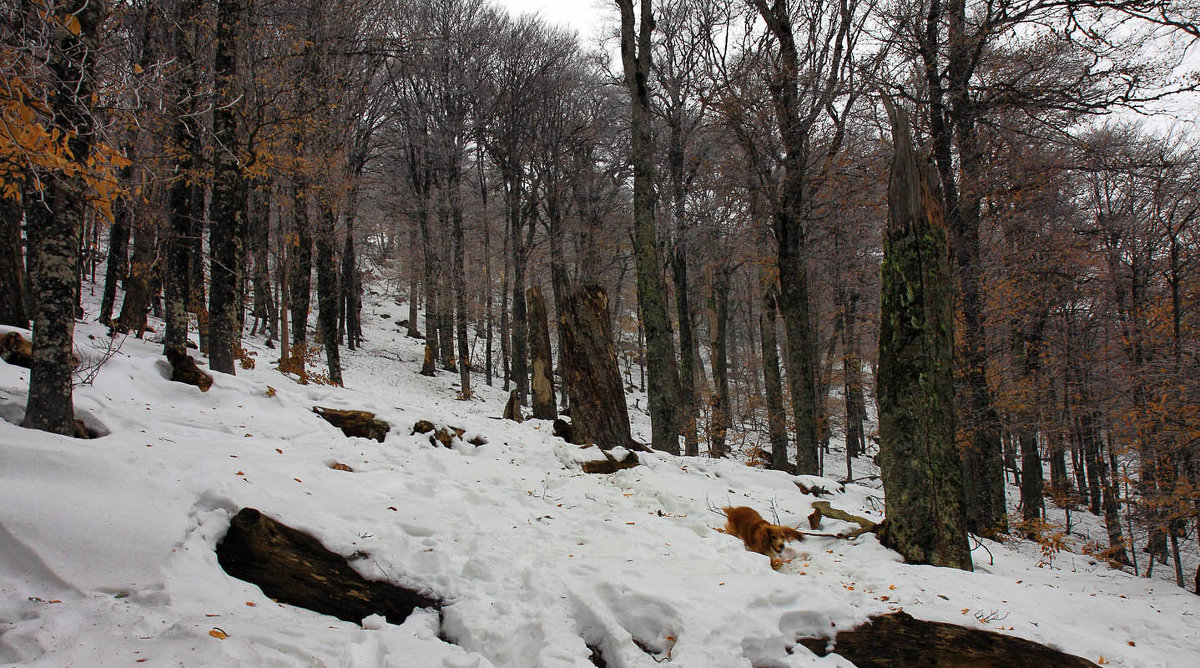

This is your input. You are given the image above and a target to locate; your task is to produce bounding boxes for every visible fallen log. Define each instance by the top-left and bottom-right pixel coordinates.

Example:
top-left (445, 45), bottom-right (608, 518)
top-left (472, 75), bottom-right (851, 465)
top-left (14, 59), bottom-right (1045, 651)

top-left (580, 448), bottom-right (640, 474)
top-left (216, 508), bottom-right (439, 626)
top-left (796, 610), bottom-right (1096, 667)
top-left (807, 501), bottom-right (878, 539)
top-left (313, 406), bottom-right (390, 442)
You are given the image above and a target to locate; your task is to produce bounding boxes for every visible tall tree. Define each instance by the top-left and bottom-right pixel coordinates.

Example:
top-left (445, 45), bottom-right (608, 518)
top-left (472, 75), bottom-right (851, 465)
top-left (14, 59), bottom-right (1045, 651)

top-left (208, 0), bottom-right (247, 374)
top-left (617, 0), bottom-right (683, 454)
top-left (23, 0), bottom-right (107, 435)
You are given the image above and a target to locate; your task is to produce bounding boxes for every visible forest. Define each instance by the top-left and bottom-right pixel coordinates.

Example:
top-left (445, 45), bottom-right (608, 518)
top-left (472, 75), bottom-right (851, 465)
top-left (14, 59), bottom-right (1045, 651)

top-left (3, 0), bottom-right (1200, 594)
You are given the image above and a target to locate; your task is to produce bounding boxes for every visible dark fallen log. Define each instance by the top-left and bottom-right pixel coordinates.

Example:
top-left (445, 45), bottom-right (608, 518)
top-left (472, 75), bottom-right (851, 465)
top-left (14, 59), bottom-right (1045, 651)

top-left (796, 611), bottom-right (1096, 667)
top-left (216, 508), bottom-right (440, 626)
top-left (313, 406), bottom-right (390, 442)
top-left (165, 345), bottom-right (213, 392)
top-left (581, 448), bottom-right (640, 474)
top-left (0, 331), bottom-right (32, 368)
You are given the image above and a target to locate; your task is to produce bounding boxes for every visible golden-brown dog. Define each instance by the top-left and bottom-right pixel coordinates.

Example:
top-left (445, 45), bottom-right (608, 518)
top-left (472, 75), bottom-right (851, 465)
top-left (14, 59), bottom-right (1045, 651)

top-left (723, 506), bottom-right (803, 567)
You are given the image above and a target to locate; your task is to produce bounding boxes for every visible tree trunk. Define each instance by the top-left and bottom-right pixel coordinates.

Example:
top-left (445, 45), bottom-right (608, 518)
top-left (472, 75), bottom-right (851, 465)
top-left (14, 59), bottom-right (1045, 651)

top-left (115, 211), bottom-right (156, 335)
top-left (617, 0), bottom-right (681, 454)
top-left (97, 182), bottom-right (129, 326)
top-left (761, 283), bottom-right (790, 472)
top-left (875, 98), bottom-right (971, 571)
top-left (841, 288), bottom-right (867, 467)
top-left (207, 0), bottom-right (246, 375)
top-left (289, 179), bottom-right (313, 371)
top-left (509, 183), bottom-right (528, 403)
top-left (674, 249), bottom-right (700, 456)
top-left (0, 194), bottom-right (30, 328)
top-left (248, 184), bottom-right (276, 340)
top-left (527, 286), bottom-right (556, 419)
top-left (315, 202), bottom-right (342, 385)
top-left (560, 285), bottom-right (632, 450)
top-left (23, 0), bottom-right (104, 435)
top-left (708, 267), bottom-right (732, 458)
top-left (451, 174), bottom-right (470, 396)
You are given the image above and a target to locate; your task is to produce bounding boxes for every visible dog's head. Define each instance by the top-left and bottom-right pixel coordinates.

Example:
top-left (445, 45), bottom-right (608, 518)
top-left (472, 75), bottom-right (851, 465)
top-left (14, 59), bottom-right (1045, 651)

top-left (766, 525), bottom-right (804, 555)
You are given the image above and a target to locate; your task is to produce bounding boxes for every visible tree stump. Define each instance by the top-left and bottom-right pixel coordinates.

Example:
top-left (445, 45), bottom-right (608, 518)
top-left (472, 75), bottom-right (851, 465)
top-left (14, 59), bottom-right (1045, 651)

top-left (797, 611), bottom-right (1096, 667)
top-left (216, 508), bottom-right (439, 626)
top-left (503, 389), bottom-right (523, 422)
top-left (165, 345), bottom-right (213, 392)
top-left (875, 97), bottom-right (971, 571)
top-left (313, 406), bottom-right (390, 442)
top-left (527, 286), bottom-right (557, 420)
top-left (560, 285), bottom-right (632, 450)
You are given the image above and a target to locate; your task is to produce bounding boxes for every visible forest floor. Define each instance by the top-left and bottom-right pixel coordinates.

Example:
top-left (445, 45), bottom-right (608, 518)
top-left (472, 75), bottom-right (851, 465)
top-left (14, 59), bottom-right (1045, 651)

top-left (1, 280), bottom-right (1197, 666)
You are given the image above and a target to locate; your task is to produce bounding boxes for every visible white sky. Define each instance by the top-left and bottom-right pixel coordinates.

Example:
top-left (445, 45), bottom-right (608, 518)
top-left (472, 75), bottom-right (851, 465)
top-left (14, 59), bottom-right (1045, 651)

top-left (497, 0), bottom-right (609, 39)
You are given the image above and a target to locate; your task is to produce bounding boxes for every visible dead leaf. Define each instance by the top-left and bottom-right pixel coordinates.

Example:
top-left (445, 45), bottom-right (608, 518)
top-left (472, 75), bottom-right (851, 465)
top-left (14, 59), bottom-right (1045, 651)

top-left (209, 628), bottom-right (228, 640)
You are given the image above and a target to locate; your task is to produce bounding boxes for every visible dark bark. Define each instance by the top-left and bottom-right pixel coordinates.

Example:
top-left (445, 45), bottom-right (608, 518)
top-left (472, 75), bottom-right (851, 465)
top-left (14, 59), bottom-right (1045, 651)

top-left (314, 202), bottom-right (342, 386)
top-left (876, 98), bottom-right (971, 571)
top-left (798, 611), bottom-right (1096, 667)
top-left (841, 288), bottom-right (867, 468)
top-left (163, 0), bottom-right (202, 353)
top-left (289, 178), bottom-right (313, 369)
top-left (560, 285), bottom-right (633, 450)
top-left (673, 249), bottom-right (699, 456)
top-left (207, 0), bottom-right (246, 375)
top-left (527, 286), bottom-right (557, 419)
top-left (760, 284), bottom-right (790, 472)
top-left (509, 182), bottom-right (528, 402)
top-left (216, 508), bottom-right (437, 626)
top-left (708, 267), bottom-right (732, 458)
top-left (115, 207), bottom-right (156, 336)
top-left (97, 184), bottom-right (129, 326)
top-left (0, 195), bottom-right (30, 328)
top-left (23, 0), bottom-right (104, 436)
top-left (617, 0), bottom-right (682, 454)
top-left (450, 174), bottom-right (470, 396)
top-left (749, 0), bottom-right (821, 474)
top-left (248, 185), bottom-right (275, 340)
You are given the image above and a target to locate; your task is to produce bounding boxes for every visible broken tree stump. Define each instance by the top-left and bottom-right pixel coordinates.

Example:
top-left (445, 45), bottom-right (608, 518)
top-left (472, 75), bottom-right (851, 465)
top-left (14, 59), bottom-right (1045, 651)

top-left (503, 389), bottom-right (523, 422)
top-left (796, 611), bottom-right (1096, 667)
top-left (313, 406), bottom-right (390, 442)
top-left (165, 345), bottom-right (213, 392)
top-left (217, 508), bottom-right (439, 626)
top-left (560, 285), bottom-right (633, 450)
top-left (807, 501), bottom-right (878, 539)
top-left (527, 286), bottom-right (557, 420)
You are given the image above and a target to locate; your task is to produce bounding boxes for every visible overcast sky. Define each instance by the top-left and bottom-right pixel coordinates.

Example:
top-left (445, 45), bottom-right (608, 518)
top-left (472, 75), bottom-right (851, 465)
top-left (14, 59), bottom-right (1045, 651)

top-left (497, 0), bottom-right (609, 39)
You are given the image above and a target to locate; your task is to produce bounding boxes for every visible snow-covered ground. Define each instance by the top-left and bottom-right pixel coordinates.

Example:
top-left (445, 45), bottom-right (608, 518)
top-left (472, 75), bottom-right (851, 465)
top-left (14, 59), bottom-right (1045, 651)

top-left (1, 284), bottom-right (1198, 667)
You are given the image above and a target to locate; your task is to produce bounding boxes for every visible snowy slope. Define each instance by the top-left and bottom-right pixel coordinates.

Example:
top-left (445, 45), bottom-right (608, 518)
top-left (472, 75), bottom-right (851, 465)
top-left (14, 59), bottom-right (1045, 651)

top-left (1, 289), bottom-right (1198, 667)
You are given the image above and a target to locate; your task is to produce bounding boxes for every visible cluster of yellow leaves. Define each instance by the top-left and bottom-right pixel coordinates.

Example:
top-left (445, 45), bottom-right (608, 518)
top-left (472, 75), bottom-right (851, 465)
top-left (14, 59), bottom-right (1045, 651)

top-left (1, 40), bottom-right (129, 218)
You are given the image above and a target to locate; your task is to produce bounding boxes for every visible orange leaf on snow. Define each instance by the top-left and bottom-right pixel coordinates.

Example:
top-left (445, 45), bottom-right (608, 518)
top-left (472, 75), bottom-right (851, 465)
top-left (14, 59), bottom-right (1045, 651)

top-left (209, 628), bottom-right (228, 640)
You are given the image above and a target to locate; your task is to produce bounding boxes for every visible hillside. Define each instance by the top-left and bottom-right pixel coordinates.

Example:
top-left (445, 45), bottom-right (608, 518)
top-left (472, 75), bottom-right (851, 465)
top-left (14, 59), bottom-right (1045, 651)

top-left (1, 289), bottom-right (1198, 667)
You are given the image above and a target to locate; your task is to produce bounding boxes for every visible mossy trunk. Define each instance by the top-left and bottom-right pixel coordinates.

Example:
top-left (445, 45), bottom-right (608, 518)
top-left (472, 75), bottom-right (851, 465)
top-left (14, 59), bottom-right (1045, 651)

top-left (876, 98), bottom-right (971, 571)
